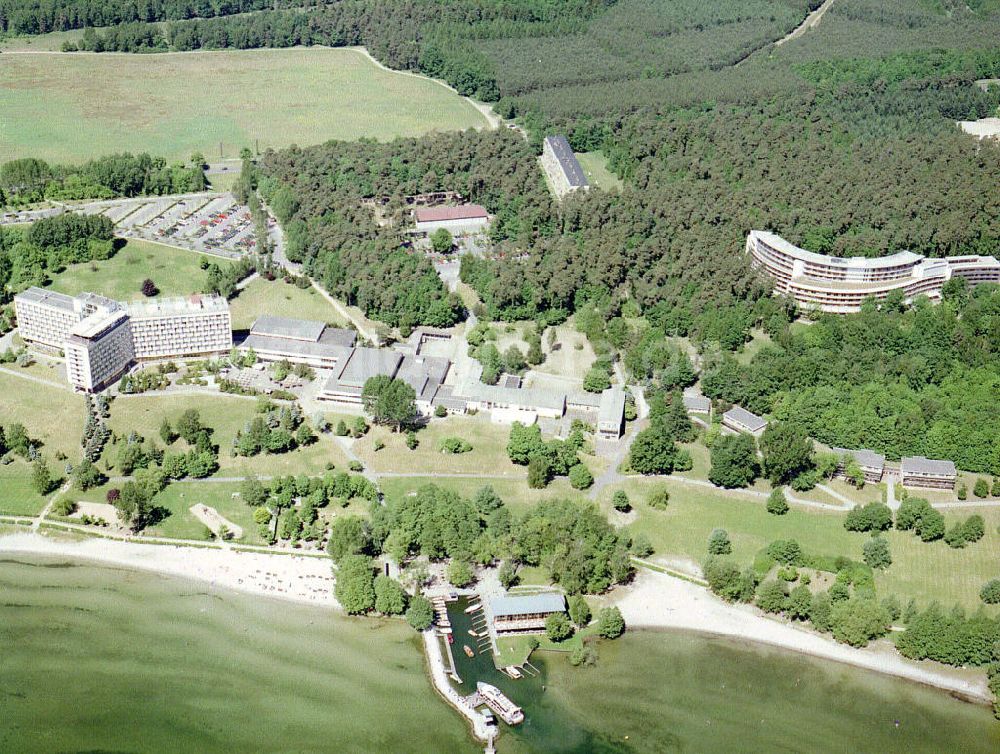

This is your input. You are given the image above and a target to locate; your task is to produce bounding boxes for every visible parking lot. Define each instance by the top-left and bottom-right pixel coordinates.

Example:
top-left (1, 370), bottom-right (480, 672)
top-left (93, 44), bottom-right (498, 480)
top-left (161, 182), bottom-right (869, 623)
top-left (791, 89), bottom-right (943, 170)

top-left (1, 192), bottom-right (259, 260)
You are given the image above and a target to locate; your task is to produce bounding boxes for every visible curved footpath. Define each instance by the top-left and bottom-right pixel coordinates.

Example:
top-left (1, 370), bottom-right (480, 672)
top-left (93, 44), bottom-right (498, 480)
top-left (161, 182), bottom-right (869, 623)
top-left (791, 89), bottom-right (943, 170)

top-left (612, 568), bottom-right (991, 703)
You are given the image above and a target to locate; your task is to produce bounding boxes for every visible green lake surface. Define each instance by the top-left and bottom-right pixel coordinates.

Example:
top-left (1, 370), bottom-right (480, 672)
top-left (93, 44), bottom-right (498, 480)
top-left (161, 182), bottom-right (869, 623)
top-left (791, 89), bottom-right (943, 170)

top-left (3, 555), bottom-right (1000, 754)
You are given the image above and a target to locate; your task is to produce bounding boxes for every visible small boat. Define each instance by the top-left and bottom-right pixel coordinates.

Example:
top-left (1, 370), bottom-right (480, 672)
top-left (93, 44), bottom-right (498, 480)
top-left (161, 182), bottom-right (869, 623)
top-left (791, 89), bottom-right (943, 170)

top-left (464, 603), bottom-right (482, 614)
top-left (447, 634), bottom-right (454, 644)
top-left (463, 645), bottom-right (475, 658)
top-left (505, 666), bottom-right (523, 679)
top-left (468, 629), bottom-right (479, 637)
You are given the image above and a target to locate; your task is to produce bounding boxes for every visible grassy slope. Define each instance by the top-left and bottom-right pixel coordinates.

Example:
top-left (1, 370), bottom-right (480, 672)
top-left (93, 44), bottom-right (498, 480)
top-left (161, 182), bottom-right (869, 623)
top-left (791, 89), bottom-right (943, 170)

top-left (48, 240), bottom-right (219, 301)
top-left (575, 151), bottom-right (623, 191)
top-left (229, 277), bottom-right (347, 330)
top-left (0, 47), bottom-right (488, 163)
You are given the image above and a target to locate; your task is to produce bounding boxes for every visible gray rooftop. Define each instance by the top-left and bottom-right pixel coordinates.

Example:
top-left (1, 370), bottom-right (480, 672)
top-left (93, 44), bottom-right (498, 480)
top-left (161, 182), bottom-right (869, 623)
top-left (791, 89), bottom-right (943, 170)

top-left (543, 135), bottom-right (589, 188)
top-left (250, 315), bottom-right (326, 342)
top-left (240, 333), bottom-right (352, 362)
top-left (336, 347), bottom-right (403, 388)
top-left (492, 593), bottom-right (566, 618)
top-left (567, 390), bottom-right (602, 408)
top-left (683, 394), bottom-right (711, 412)
top-left (15, 286), bottom-right (77, 312)
top-left (901, 456), bottom-right (956, 477)
top-left (126, 293), bottom-right (229, 318)
top-left (598, 387), bottom-right (626, 427)
top-left (831, 447), bottom-right (886, 470)
top-left (723, 406), bottom-right (768, 432)
top-left (319, 327), bottom-right (358, 348)
top-left (459, 381), bottom-right (566, 413)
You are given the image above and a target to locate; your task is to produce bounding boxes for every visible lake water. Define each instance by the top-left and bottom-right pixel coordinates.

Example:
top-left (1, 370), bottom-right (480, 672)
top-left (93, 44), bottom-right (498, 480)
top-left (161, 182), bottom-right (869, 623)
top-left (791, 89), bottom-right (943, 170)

top-left (2, 555), bottom-right (999, 753)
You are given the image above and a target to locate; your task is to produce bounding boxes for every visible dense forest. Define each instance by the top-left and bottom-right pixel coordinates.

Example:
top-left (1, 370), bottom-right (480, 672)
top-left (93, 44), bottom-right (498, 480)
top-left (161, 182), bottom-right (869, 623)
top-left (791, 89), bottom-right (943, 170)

top-left (0, 153), bottom-right (205, 207)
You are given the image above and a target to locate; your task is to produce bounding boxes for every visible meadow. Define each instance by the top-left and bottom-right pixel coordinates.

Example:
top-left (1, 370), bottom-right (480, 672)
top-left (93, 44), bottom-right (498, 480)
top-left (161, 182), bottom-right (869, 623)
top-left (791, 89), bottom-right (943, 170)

top-left (0, 47), bottom-right (489, 164)
top-left (229, 277), bottom-right (346, 330)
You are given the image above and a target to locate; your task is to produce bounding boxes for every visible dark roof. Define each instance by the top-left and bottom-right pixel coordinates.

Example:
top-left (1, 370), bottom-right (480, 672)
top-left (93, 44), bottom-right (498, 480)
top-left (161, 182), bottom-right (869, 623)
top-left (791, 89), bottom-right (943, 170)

top-left (901, 456), bottom-right (956, 477)
top-left (492, 593), bottom-right (565, 618)
top-left (414, 204), bottom-right (488, 223)
top-left (683, 394), bottom-right (711, 412)
top-left (543, 135), bottom-right (589, 188)
top-left (831, 447), bottom-right (885, 470)
top-left (319, 327), bottom-right (358, 348)
top-left (723, 406), bottom-right (768, 432)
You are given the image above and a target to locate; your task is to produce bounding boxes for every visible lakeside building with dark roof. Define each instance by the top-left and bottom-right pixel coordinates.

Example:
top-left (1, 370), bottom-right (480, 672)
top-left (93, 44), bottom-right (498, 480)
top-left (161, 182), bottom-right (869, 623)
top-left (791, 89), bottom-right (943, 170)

top-left (747, 230), bottom-right (1000, 314)
top-left (541, 136), bottom-right (590, 199)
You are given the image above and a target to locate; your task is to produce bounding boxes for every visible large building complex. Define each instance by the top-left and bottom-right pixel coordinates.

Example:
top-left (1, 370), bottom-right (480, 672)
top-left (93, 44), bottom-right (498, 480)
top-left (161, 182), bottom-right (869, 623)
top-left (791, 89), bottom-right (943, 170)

top-left (239, 315), bottom-right (356, 369)
top-left (746, 230), bottom-right (1000, 313)
top-left (541, 135), bottom-right (589, 199)
top-left (15, 287), bottom-right (231, 392)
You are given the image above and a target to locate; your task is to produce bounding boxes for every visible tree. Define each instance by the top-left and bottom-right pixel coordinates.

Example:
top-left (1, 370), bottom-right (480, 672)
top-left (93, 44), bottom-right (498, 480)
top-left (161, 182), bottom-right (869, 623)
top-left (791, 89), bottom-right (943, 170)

top-left (406, 595), bottom-right (435, 630)
top-left (628, 425), bottom-right (677, 475)
top-left (527, 455), bottom-right (551, 489)
top-left (506, 422), bottom-right (544, 464)
top-left (327, 516), bottom-right (370, 563)
top-left (916, 508), bottom-right (945, 542)
top-left (862, 536), bottom-right (892, 570)
top-left (32, 457), bottom-right (54, 494)
top-left (6, 423), bottom-right (30, 456)
top-left (498, 560), bottom-right (518, 588)
top-left (957, 483), bottom-right (967, 500)
top-left (707, 528), bottom-right (732, 555)
top-left (503, 345), bottom-right (526, 374)
top-left (962, 515), bottom-right (985, 543)
top-left (980, 579), bottom-right (1000, 605)
top-left (708, 433), bottom-right (759, 488)
top-left (159, 418), bottom-right (176, 444)
top-left (974, 478), bottom-right (989, 498)
top-left (374, 575), bottom-right (408, 615)
top-left (447, 559), bottom-right (474, 587)
top-left (334, 555), bottom-right (376, 614)
top-left (362, 375), bottom-right (416, 431)
top-left (569, 644), bottom-right (598, 667)
top-left (992, 478), bottom-right (1000, 498)
top-left (830, 597), bottom-right (891, 648)
top-left (704, 558), bottom-right (755, 602)
top-left (596, 606), bottom-right (625, 638)
top-left (760, 422), bottom-right (813, 485)
top-left (406, 430), bottom-right (419, 450)
top-left (648, 487), bottom-right (669, 509)
top-left (766, 488), bottom-right (789, 515)
top-left (545, 612), bottom-right (574, 642)
top-left (787, 585), bottom-right (812, 620)
top-left (755, 580), bottom-right (788, 613)
top-left (844, 502), bottom-right (892, 532)
top-left (612, 490), bottom-right (630, 512)
top-left (72, 458), bottom-right (103, 491)
top-left (141, 278), bottom-right (158, 297)
top-left (240, 477), bottom-right (269, 508)
top-left (429, 227), bottom-right (453, 254)
top-left (632, 533), bottom-right (654, 558)
top-left (568, 463), bottom-right (593, 489)
top-left (568, 596), bottom-right (592, 627)
top-left (583, 367), bottom-right (612, 393)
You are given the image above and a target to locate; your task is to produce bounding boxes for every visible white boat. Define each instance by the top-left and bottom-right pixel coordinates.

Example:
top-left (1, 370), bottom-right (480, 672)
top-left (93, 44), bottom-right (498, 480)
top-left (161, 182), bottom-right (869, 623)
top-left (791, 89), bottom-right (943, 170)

top-left (464, 603), bottom-right (482, 614)
top-left (476, 682), bottom-right (524, 725)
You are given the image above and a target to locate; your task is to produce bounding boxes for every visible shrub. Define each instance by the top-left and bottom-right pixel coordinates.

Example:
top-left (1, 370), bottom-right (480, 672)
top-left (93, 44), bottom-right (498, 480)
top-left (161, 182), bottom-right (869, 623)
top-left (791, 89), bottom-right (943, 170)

top-left (755, 580), bottom-right (788, 614)
top-left (705, 558), bottom-right (756, 603)
top-left (612, 490), bottom-right (631, 512)
top-left (51, 498), bottom-right (77, 516)
top-left (447, 559), bottom-right (474, 587)
top-left (434, 404), bottom-right (448, 418)
top-left (957, 483), bottom-right (967, 500)
top-left (862, 536), bottom-right (892, 570)
top-left (406, 595), bottom-right (434, 631)
top-left (349, 460), bottom-right (364, 472)
top-left (632, 533), bottom-right (654, 558)
top-left (980, 579), bottom-right (1000, 605)
top-left (527, 455), bottom-right (551, 488)
top-left (974, 478), bottom-right (989, 498)
top-left (568, 595), bottom-right (592, 627)
top-left (707, 528), bottom-right (731, 555)
top-left (766, 539), bottom-right (803, 566)
top-left (962, 515), bottom-right (985, 543)
top-left (569, 644), bottom-right (598, 667)
top-left (596, 606), bottom-right (625, 638)
top-left (545, 612), bottom-right (574, 642)
top-left (843, 502), bottom-right (892, 532)
top-left (766, 488), bottom-right (789, 515)
top-left (440, 437), bottom-right (472, 454)
top-left (405, 431), bottom-right (418, 450)
top-left (373, 439), bottom-right (386, 452)
top-left (568, 463), bottom-right (593, 490)
top-left (141, 278), bottom-right (158, 297)
top-left (830, 597), bottom-right (891, 648)
top-left (647, 487), bottom-right (669, 509)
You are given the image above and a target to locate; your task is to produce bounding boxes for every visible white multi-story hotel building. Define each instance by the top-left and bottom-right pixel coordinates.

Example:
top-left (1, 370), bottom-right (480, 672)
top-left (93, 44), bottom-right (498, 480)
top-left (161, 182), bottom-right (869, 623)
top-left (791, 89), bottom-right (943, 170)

top-left (126, 294), bottom-right (232, 360)
top-left (746, 230), bottom-right (1000, 313)
top-left (14, 287), bottom-right (232, 392)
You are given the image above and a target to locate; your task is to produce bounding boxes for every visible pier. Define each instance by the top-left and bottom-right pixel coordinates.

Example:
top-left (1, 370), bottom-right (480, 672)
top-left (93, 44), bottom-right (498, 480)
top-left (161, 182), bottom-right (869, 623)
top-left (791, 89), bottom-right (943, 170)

top-left (422, 629), bottom-right (494, 744)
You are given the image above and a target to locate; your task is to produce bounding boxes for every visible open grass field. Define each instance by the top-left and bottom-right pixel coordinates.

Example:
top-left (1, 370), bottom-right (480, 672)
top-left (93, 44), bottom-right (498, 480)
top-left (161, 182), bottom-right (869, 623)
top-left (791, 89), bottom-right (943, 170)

top-left (108, 393), bottom-right (352, 477)
top-left (378, 474), bottom-right (580, 516)
top-left (48, 240), bottom-right (220, 301)
top-left (0, 47), bottom-right (489, 164)
top-left (229, 277), bottom-right (347, 330)
top-left (600, 476), bottom-right (1000, 612)
top-left (0, 462), bottom-right (51, 516)
top-left (575, 151), bottom-right (623, 191)
top-left (143, 482), bottom-right (265, 544)
top-left (0, 370), bottom-right (84, 459)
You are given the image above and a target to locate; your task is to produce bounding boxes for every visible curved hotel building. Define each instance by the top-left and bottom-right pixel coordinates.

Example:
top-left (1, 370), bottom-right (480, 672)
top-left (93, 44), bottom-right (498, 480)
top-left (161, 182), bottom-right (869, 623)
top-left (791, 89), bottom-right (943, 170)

top-left (746, 230), bottom-right (1000, 313)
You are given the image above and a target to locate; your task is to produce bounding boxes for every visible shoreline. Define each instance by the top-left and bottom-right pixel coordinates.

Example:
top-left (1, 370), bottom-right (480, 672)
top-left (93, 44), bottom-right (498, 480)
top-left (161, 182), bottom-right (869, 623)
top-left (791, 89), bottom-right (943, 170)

top-left (0, 531), bottom-right (338, 609)
top-left (612, 568), bottom-right (992, 705)
top-left (1, 531), bottom-right (989, 705)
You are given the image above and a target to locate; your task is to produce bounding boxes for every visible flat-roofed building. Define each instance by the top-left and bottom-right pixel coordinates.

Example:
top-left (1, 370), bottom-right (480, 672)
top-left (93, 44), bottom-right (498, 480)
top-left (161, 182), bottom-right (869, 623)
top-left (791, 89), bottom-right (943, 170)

top-left (14, 287), bottom-right (120, 351)
top-left (597, 387), bottom-right (626, 440)
top-left (65, 310), bottom-right (134, 392)
top-left (127, 294), bottom-right (231, 360)
top-left (319, 347), bottom-right (405, 404)
top-left (491, 593), bottom-right (566, 635)
top-left (398, 354), bottom-right (451, 414)
top-left (541, 135), bottom-right (589, 199)
top-left (747, 230), bottom-right (1000, 314)
top-left (900, 456), bottom-right (957, 490)
top-left (722, 405), bottom-right (768, 437)
top-left (240, 316), bottom-right (356, 369)
top-left (459, 381), bottom-right (566, 423)
top-left (413, 204), bottom-right (489, 235)
top-left (831, 447), bottom-right (886, 484)
top-left (683, 392), bottom-right (711, 415)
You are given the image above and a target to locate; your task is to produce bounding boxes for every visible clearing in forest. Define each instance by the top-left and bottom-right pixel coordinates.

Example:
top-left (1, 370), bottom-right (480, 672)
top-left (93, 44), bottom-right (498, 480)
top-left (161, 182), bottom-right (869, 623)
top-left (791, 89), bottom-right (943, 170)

top-left (0, 47), bottom-right (489, 163)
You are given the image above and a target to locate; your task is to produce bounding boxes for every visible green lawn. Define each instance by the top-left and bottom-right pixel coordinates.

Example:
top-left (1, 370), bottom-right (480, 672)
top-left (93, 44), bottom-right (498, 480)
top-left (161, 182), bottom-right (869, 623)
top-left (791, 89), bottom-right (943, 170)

top-left (575, 151), bottom-right (623, 191)
top-left (0, 47), bottom-right (489, 163)
top-left (142, 482), bottom-right (266, 544)
top-left (229, 277), bottom-right (346, 330)
top-left (0, 371), bottom-right (85, 459)
top-left (48, 240), bottom-right (219, 301)
top-left (352, 416), bottom-right (527, 477)
top-left (602, 476), bottom-right (1000, 612)
top-left (378, 474), bottom-right (580, 516)
top-left (107, 393), bottom-right (351, 477)
top-left (0, 462), bottom-right (50, 516)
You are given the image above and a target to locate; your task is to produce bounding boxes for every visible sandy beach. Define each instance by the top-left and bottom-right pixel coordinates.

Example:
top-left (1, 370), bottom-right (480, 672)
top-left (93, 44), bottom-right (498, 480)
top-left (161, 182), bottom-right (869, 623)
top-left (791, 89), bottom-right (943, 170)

top-left (0, 531), bottom-right (338, 608)
top-left (612, 569), bottom-right (991, 703)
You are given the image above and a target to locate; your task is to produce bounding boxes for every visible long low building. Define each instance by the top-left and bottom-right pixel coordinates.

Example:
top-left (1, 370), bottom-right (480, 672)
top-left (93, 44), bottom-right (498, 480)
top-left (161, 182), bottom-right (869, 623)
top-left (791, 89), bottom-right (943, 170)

top-left (491, 593), bottom-right (566, 635)
top-left (722, 405), bottom-right (768, 437)
top-left (831, 447), bottom-right (886, 484)
top-left (747, 230), bottom-right (1000, 313)
top-left (900, 456), bottom-right (957, 490)
top-left (15, 287), bottom-right (232, 392)
top-left (413, 204), bottom-right (489, 235)
top-left (541, 135), bottom-right (589, 199)
top-left (238, 315), bottom-right (356, 369)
